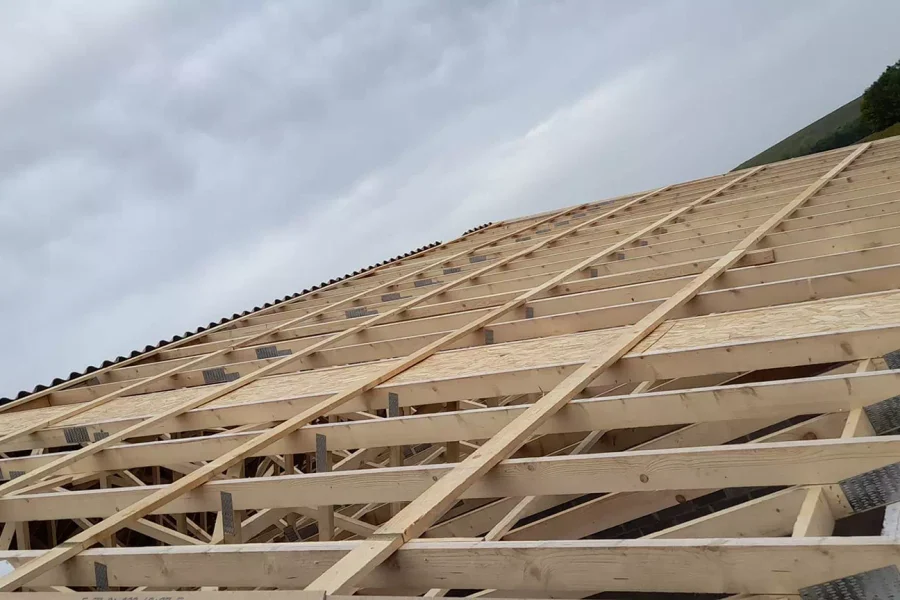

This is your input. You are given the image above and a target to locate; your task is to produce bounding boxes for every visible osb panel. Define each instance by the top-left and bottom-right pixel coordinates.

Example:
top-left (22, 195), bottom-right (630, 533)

top-left (1, 289), bottom-right (898, 437)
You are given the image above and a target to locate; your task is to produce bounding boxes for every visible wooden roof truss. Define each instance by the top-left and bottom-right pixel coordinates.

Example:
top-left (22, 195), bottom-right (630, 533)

top-left (2, 137), bottom-right (900, 598)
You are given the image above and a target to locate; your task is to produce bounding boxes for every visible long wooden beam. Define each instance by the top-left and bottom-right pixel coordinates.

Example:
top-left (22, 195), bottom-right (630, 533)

top-left (0, 538), bottom-right (896, 593)
top-left (3, 434), bottom-right (894, 522)
top-left (2, 368), bottom-right (895, 477)
top-left (4, 288), bottom-right (899, 453)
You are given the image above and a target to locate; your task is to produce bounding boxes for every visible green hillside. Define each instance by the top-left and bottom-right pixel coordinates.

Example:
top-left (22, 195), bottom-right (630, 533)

top-left (735, 96), bottom-right (862, 170)
top-left (734, 58), bottom-right (900, 170)
top-left (864, 121), bottom-right (900, 141)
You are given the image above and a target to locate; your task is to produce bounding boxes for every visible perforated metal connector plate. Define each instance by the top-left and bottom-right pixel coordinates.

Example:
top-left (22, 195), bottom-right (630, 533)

top-left (443, 267), bottom-right (461, 275)
top-left (414, 278), bottom-right (436, 287)
top-left (221, 491), bottom-right (235, 535)
top-left (94, 562), bottom-right (109, 591)
top-left (839, 462), bottom-right (900, 512)
top-left (64, 426), bottom-right (90, 444)
top-left (316, 433), bottom-right (329, 473)
top-left (800, 565), bottom-right (900, 600)
top-left (469, 255), bottom-right (487, 263)
top-left (255, 345), bottom-right (293, 360)
top-left (283, 525), bottom-right (300, 542)
top-left (203, 368), bottom-right (240, 385)
top-left (381, 292), bottom-right (403, 301)
top-left (864, 395), bottom-right (900, 435)
top-left (345, 307), bottom-right (377, 319)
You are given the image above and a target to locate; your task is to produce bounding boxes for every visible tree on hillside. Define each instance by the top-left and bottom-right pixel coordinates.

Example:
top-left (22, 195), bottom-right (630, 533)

top-left (862, 59), bottom-right (900, 131)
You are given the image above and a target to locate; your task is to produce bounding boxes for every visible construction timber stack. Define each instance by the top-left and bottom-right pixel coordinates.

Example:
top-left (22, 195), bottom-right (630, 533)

top-left (2, 137), bottom-right (900, 599)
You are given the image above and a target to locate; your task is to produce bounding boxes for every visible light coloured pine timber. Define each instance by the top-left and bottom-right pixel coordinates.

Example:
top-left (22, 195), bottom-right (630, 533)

top-left (793, 359), bottom-right (876, 537)
top-left (503, 408), bottom-right (849, 543)
top-left (305, 146), bottom-right (866, 593)
top-left (791, 487), bottom-right (835, 538)
top-left (0, 523), bottom-right (14, 550)
top-left (7, 432), bottom-right (898, 523)
top-left (129, 518), bottom-right (205, 546)
top-left (7, 282), bottom-right (900, 453)
top-left (2, 537), bottom-right (899, 593)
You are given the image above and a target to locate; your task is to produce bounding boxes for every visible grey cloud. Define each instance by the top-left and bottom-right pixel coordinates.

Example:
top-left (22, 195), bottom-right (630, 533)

top-left (1, 0), bottom-right (900, 396)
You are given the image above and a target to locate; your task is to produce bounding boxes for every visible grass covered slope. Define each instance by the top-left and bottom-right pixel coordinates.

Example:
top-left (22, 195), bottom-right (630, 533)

top-left (865, 122), bottom-right (900, 141)
top-left (736, 96), bottom-right (862, 170)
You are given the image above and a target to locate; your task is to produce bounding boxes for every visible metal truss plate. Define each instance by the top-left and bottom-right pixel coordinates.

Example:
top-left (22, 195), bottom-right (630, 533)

top-left (381, 292), bottom-right (403, 301)
top-left (203, 368), bottom-right (240, 385)
top-left (469, 255), bottom-right (487, 263)
top-left (388, 392), bottom-right (400, 418)
top-left (554, 220), bottom-right (570, 227)
top-left (800, 565), bottom-right (900, 600)
top-left (484, 329), bottom-right (494, 345)
top-left (282, 525), bottom-right (300, 542)
top-left (94, 562), bottom-right (109, 591)
top-left (255, 345), bottom-right (293, 360)
top-left (414, 278), bottom-right (435, 287)
top-left (316, 433), bottom-right (329, 473)
top-left (443, 267), bottom-right (461, 275)
top-left (345, 307), bottom-right (377, 319)
top-left (840, 462), bottom-right (900, 513)
top-left (220, 491), bottom-right (235, 535)
top-left (864, 396), bottom-right (900, 435)
top-left (64, 426), bottom-right (90, 444)
top-left (93, 430), bottom-right (109, 441)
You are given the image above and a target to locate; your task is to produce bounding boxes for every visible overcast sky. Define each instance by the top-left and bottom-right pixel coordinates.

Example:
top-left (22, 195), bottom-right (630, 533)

top-left (1, 1), bottom-right (899, 397)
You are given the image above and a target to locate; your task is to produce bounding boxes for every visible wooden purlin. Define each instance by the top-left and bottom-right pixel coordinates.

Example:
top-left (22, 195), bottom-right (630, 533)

top-left (2, 537), bottom-right (899, 592)
top-left (2, 368), bottom-right (897, 480)
top-left (3, 137), bottom-right (900, 596)
top-left (0, 184), bottom-right (676, 588)
top-left (305, 144), bottom-right (870, 592)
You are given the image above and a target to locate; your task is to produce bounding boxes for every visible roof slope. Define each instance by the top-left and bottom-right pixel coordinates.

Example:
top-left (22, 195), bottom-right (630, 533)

top-left (2, 138), bottom-right (900, 596)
